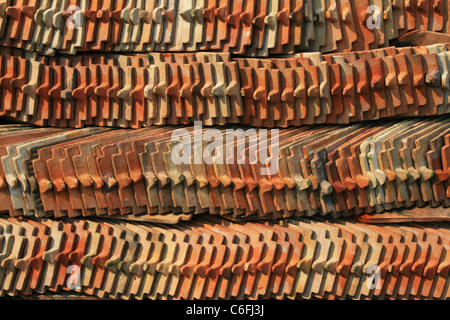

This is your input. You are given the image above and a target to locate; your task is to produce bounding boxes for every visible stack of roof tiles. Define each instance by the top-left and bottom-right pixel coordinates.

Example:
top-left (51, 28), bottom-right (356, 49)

top-left (0, 216), bottom-right (448, 300)
top-left (0, 0), bottom-right (449, 56)
top-left (1, 46), bottom-right (450, 128)
top-left (0, 0), bottom-right (449, 301)
top-left (0, 120), bottom-right (449, 222)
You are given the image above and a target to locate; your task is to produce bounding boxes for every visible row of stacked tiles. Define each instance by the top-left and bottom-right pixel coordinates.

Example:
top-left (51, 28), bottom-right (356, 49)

top-left (0, 0), bottom-right (449, 56)
top-left (0, 216), bottom-right (448, 299)
top-left (0, 117), bottom-right (449, 219)
top-left (2, 45), bottom-right (450, 128)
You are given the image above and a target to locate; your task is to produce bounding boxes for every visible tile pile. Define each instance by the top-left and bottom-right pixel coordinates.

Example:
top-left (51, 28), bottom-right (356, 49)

top-left (0, 0), bottom-right (449, 302)
top-left (0, 0), bottom-right (449, 56)
top-left (0, 215), bottom-right (448, 300)
top-left (0, 119), bottom-right (448, 222)
top-left (2, 45), bottom-right (450, 128)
